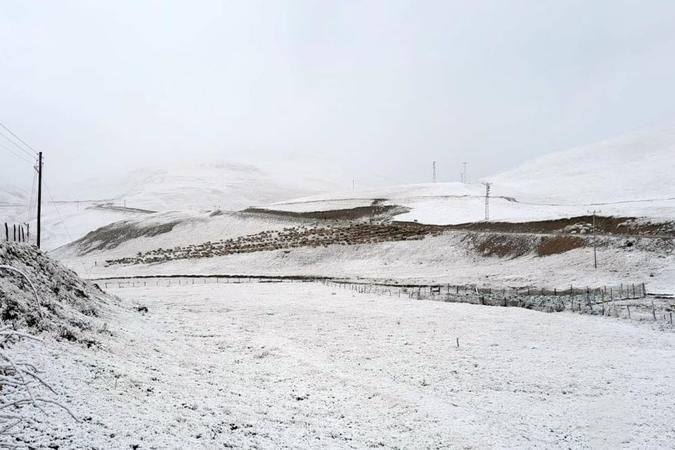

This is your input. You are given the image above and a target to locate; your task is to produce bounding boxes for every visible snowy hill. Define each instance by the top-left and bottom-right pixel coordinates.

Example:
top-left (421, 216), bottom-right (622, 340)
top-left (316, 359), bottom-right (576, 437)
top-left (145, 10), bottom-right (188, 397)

top-left (487, 125), bottom-right (675, 204)
top-left (56, 161), bottom-right (340, 212)
top-left (267, 126), bottom-right (675, 224)
top-left (1, 161), bottom-right (339, 250)
top-left (5, 126), bottom-right (675, 248)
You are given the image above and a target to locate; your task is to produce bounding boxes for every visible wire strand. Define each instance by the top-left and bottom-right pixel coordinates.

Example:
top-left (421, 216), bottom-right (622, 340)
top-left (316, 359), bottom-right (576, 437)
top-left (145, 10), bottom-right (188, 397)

top-left (0, 140), bottom-right (35, 165)
top-left (0, 122), bottom-right (39, 157)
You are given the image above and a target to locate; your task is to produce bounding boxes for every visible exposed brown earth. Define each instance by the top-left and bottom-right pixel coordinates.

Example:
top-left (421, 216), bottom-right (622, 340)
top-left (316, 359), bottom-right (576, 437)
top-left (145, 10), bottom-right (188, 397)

top-left (73, 220), bottom-right (183, 254)
top-left (536, 236), bottom-right (586, 257)
top-left (443, 215), bottom-right (675, 237)
top-left (242, 204), bottom-right (409, 220)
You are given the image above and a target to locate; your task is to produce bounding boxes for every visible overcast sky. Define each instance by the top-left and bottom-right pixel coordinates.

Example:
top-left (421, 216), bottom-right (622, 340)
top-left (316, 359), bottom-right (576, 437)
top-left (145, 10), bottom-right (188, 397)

top-left (2, 0), bottom-right (675, 192)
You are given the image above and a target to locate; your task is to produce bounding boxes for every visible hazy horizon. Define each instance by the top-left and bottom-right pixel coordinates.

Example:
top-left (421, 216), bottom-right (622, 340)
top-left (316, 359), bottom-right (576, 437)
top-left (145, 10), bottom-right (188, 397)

top-left (3, 0), bottom-right (675, 193)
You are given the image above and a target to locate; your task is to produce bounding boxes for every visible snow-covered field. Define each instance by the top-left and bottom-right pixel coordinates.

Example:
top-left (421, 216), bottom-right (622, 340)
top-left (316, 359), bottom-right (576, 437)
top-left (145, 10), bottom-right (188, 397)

top-left (63, 230), bottom-right (675, 295)
top-left (10, 282), bottom-right (675, 448)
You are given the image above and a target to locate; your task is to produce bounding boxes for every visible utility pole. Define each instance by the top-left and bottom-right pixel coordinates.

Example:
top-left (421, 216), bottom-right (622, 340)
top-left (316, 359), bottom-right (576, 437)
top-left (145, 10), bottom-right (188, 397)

top-left (432, 161), bottom-right (437, 183)
top-left (592, 210), bottom-right (598, 269)
top-left (37, 152), bottom-right (43, 249)
top-left (483, 182), bottom-right (491, 221)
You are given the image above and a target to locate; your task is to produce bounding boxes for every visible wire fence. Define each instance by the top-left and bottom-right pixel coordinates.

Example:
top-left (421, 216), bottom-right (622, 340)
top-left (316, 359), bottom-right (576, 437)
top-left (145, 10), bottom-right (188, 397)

top-left (96, 275), bottom-right (674, 327)
top-left (324, 280), bottom-right (673, 326)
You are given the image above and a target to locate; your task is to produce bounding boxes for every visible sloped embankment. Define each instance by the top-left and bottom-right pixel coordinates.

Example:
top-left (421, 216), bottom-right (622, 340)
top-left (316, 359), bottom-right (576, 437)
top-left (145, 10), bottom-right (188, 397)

top-left (0, 242), bottom-right (116, 342)
top-left (105, 222), bottom-right (443, 265)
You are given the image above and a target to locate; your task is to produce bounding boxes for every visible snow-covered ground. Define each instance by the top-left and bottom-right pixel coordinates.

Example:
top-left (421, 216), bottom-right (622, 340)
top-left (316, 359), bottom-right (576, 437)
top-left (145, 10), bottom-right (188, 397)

top-left (10, 282), bottom-right (675, 448)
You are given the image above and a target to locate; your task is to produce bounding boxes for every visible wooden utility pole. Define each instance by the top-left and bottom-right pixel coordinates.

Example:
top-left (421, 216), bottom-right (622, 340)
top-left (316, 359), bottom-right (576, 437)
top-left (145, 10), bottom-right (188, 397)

top-left (592, 210), bottom-right (597, 269)
top-left (37, 151), bottom-right (43, 249)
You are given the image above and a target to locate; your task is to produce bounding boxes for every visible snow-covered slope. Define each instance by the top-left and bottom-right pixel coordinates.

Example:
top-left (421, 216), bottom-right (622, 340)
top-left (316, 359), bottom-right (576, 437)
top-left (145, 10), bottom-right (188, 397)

top-left (267, 126), bottom-right (675, 224)
top-left (488, 126), bottom-right (675, 204)
top-left (53, 210), bottom-right (306, 261)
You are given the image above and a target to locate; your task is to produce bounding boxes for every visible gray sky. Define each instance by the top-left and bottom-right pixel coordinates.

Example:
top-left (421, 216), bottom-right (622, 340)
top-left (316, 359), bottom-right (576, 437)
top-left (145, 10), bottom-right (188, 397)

top-left (2, 0), bottom-right (675, 192)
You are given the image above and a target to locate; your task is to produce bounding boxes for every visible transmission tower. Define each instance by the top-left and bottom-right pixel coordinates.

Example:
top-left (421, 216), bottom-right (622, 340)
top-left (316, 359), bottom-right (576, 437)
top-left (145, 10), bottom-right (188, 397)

top-left (483, 182), bottom-right (491, 221)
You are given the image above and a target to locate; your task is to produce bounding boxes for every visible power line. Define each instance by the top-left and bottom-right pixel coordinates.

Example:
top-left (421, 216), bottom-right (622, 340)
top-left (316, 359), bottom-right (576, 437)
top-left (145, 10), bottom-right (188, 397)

top-left (0, 122), bottom-right (39, 157)
top-left (0, 129), bottom-right (37, 159)
top-left (0, 139), bottom-right (35, 165)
